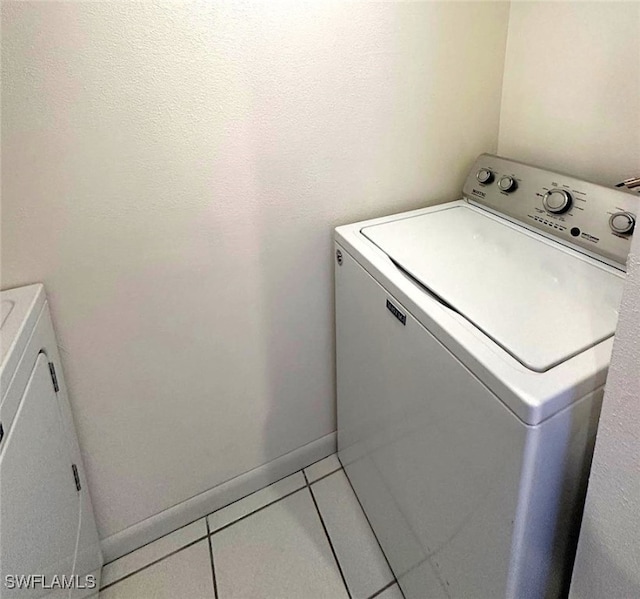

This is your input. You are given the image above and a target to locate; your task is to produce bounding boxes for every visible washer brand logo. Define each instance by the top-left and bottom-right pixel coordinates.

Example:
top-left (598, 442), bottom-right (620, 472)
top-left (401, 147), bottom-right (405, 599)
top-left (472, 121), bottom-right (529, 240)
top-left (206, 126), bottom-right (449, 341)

top-left (386, 300), bottom-right (406, 326)
top-left (472, 188), bottom-right (486, 198)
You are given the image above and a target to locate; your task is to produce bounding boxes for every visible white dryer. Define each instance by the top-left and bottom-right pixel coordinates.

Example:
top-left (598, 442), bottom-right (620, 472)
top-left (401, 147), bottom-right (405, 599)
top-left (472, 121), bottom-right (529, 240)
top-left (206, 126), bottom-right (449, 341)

top-left (0, 285), bottom-right (102, 598)
top-left (335, 155), bottom-right (637, 599)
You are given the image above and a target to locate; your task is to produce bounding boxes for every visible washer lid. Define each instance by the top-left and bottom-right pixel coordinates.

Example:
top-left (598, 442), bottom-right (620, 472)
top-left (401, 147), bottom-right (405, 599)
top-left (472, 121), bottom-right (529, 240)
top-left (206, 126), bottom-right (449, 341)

top-left (362, 205), bottom-right (625, 372)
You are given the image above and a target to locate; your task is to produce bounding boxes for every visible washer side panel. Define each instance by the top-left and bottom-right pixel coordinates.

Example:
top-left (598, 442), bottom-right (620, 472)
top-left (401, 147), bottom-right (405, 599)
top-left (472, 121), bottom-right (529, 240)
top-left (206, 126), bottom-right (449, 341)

top-left (508, 387), bottom-right (603, 599)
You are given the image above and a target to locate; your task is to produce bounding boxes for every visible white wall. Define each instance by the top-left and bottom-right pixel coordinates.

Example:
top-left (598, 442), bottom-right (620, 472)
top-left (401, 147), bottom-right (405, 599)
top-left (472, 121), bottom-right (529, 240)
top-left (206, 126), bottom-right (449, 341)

top-left (1, 2), bottom-right (509, 540)
top-left (569, 233), bottom-right (640, 598)
top-left (499, 1), bottom-right (640, 185)
top-left (497, 3), bottom-right (640, 597)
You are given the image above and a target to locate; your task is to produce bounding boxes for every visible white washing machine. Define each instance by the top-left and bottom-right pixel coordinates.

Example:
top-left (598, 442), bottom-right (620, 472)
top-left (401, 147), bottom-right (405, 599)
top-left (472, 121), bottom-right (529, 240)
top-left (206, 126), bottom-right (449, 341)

top-left (335, 154), bottom-right (637, 599)
top-left (0, 284), bottom-right (102, 598)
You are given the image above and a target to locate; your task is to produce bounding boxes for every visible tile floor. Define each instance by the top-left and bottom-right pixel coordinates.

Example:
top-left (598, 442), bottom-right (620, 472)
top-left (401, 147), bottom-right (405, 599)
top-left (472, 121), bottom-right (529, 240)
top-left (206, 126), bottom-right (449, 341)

top-left (99, 454), bottom-right (404, 599)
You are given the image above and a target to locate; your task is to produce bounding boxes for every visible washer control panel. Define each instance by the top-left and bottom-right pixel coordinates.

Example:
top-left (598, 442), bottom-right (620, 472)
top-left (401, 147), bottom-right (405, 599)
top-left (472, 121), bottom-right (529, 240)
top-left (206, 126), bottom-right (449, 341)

top-left (463, 153), bottom-right (638, 267)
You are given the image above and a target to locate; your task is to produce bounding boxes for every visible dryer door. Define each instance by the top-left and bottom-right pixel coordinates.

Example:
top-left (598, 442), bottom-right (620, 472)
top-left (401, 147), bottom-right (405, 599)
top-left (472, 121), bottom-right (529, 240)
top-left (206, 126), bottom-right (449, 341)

top-left (0, 353), bottom-right (80, 599)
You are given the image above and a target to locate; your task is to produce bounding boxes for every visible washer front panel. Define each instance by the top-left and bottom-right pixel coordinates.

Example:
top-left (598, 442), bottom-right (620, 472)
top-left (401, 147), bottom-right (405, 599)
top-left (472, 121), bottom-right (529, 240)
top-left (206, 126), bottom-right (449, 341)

top-left (335, 246), bottom-right (602, 599)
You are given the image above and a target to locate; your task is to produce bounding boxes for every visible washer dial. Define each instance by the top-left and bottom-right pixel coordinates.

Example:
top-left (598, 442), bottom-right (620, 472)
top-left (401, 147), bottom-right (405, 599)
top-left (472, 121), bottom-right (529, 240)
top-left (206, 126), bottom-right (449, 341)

top-left (543, 189), bottom-right (572, 214)
top-left (476, 169), bottom-right (494, 184)
top-left (609, 211), bottom-right (635, 235)
top-left (498, 176), bottom-right (516, 192)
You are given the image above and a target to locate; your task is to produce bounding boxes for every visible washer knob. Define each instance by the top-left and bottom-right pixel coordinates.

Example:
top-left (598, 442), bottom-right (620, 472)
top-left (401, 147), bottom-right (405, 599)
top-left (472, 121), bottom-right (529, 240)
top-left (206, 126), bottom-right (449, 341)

top-left (609, 211), bottom-right (635, 235)
top-left (543, 189), bottom-right (572, 214)
top-left (476, 168), bottom-right (494, 184)
top-left (498, 176), bottom-right (516, 193)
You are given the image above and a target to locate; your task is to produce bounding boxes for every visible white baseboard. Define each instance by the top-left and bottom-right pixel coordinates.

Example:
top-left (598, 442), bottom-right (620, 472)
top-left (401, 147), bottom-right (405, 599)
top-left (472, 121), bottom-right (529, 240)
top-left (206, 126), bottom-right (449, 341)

top-left (101, 432), bottom-right (337, 563)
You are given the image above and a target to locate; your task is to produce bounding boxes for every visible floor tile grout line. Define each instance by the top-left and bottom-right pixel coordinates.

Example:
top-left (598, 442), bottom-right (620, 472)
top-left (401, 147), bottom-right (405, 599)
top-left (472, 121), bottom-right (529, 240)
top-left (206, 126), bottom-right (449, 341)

top-left (314, 463), bottom-right (400, 599)
top-left (103, 469), bottom-right (309, 589)
top-left (393, 554), bottom-right (451, 599)
top-left (366, 579), bottom-right (398, 599)
top-left (208, 485), bottom-right (307, 537)
top-left (207, 454), bottom-right (335, 524)
top-left (368, 580), bottom-right (404, 599)
top-left (203, 469), bottom-right (306, 524)
top-left (337, 456), bottom-right (403, 594)
top-left (107, 470), bottom-right (308, 574)
top-left (305, 452), bottom-right (338, 470)
top-left (306, 482), bottom-right (353, 599)
top-left (305, 465), bottom-right (342, 485)
top-left (103, 517), bottom-right (208, 566)
top-left (99, 534), bottom-right (209, 592)
top-left (104, 467), bottom-right (312, 567)
top-left (205, 518), bottom-right (219, 599)
top-left (100, 459), bottom-right (341, 591)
